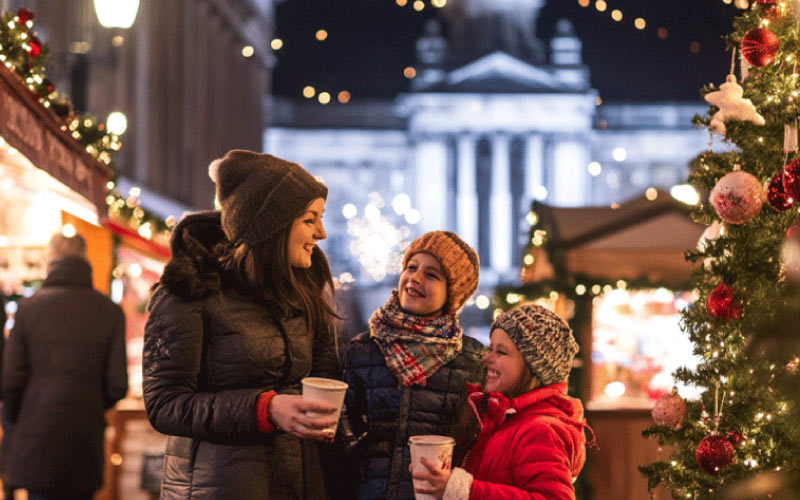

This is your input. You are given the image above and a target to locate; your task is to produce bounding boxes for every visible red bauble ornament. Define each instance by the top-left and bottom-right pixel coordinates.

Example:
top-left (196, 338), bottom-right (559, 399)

top-left (652, 388), bottom-right (686, 429)
top-left (27, 37), bottom-right (42, 58)
top-left (742, 28), bottom-right (780, 66)
top-left (707, 283), bottom-right (743, 320)
top-left (727, 430), bottom-right (744, 447)
top-left (16, 8), bottom-right (35, 23)
top-left (767, 171), bottom-right (794, 211)
top-left (710, 170), bottom-right (764, 224)
top-left (782, 158), bottom-right (800, 201)
top-left (696, 434), bottom-right (735, 475)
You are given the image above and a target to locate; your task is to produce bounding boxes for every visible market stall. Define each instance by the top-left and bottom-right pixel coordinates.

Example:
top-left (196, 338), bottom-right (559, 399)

top-left (497, 191), bottom-right (706, 500)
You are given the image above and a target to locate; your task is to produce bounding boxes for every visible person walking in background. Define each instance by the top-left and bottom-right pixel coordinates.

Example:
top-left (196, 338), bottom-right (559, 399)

top-left (344, 231), bottom-right (485, 500)
top-left (143, 150), bottom-right (341, 500)
top-left (411, 303), bottom-right (591, 500)
top-left (1, 232), bottom-right (128, 500)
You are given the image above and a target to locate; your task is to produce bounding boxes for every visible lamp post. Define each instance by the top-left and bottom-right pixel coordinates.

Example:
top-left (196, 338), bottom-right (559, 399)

top-left (93, 0), bottom-right (140, 29)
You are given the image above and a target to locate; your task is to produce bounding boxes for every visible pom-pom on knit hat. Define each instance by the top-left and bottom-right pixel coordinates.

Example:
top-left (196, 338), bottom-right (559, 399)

top-left (491, 303), bottom-right (579, 386)
top-left (402, 231), bottom-right (479, 315)
top-left (208, 150), bottom-right (327, 245)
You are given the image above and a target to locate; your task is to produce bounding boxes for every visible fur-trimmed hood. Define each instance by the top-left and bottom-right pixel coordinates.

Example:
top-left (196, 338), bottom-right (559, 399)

top-left (156, 211), bottom-right (227, 301)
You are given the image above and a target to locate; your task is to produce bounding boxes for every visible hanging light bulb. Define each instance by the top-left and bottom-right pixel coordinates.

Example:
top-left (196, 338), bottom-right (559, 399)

top-left (94, 0), bottom-right (140, 29)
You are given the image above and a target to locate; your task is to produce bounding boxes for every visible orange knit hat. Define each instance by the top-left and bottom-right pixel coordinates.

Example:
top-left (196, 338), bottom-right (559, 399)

top-left (402, 231), bottom-right (480, 314)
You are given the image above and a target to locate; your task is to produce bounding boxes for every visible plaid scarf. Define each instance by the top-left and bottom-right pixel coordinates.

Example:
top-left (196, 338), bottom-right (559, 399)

top-left (369, 290), bottom-right (463, 387)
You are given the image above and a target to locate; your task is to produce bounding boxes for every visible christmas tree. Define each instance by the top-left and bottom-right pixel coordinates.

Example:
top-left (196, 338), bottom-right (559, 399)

top-left (639, 1), bottom-right (800, 498)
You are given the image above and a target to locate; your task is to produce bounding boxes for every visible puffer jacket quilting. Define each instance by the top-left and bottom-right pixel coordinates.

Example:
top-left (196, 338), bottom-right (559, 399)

top-left (343, 332), bottom-right (485, 500)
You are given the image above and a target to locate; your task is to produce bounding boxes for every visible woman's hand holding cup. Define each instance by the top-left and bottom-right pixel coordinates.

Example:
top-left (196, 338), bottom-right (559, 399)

top-left (268, 394), bottom-right (337, 440)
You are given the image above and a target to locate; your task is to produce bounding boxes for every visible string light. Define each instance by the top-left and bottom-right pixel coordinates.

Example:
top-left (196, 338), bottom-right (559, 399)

top-left (413, 0), bottom-right (425, 11)
top-left (595, 0), bottom-right (607, 12)
top-left (270, 38), bottom-right (283, 50)
top-left (315, 29), bottom-right (328, 41)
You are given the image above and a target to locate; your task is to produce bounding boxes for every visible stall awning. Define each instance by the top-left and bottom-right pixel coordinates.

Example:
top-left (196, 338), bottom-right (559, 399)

top-left (533, 192), bottom-right (705, 287)
top-left (0, 65), bottom-right (113, 214)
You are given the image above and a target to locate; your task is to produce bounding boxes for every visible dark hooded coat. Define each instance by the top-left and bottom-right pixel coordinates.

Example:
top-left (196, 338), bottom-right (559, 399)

top-left (2, 257), bottom-right (127, 493)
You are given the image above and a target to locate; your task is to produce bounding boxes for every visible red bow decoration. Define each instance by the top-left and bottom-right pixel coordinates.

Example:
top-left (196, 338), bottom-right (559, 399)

top-left (466, 383), bottom-right (513, 435)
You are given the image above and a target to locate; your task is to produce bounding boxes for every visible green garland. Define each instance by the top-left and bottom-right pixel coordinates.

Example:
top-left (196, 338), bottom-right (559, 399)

top-left (0, 8), bottom-right (173, 244)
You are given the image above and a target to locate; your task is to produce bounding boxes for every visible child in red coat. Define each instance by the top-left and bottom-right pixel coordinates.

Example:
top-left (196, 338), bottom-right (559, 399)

top-left (412, 303), bottom-right (591, 500)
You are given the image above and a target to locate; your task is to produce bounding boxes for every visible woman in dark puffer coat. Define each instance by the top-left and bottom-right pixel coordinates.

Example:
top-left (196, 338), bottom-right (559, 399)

top-left (344, 231), bottom-right (486, 500)
top-left (143, 150), bottom-right (340, 500)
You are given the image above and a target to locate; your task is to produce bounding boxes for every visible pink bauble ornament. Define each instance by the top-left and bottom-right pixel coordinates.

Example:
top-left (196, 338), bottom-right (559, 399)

top-left (767, 171), bottom-right (794, 211)
top-left (651, 388), bottom-right (686, 429)
top-left (741, 28), bottom-right (780, 67)
top-left (710, 170), bottom-right (764, 224)
top-left (696, 434), bottom-right (735, 475)
top-left (782, 158), bottom-right (800, 201)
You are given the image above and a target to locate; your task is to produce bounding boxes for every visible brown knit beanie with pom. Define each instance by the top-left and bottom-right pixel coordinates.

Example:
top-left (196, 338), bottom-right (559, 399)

top-left (491, 303), bottom-right (579, 386)
top-left (402, 231), bottom-right (479, 314)
top-left (208, 150), bottom-right (327, 245)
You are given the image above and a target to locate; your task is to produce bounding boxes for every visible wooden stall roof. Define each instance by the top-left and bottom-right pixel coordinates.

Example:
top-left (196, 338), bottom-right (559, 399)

top-left (0, 64), bottom-right (113, 214)
top-left (534, 191), bottom-right (705, 287)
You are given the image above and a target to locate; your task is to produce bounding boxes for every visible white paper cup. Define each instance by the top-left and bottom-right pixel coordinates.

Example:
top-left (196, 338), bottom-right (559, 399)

top-left (409, 435), bottom-right (455, 500)
top-left (301, 377), bottom-right (348, 436)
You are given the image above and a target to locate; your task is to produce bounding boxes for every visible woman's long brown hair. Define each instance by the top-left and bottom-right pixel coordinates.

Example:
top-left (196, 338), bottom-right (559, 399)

top-left (221, 223), bottom-right (339, 334)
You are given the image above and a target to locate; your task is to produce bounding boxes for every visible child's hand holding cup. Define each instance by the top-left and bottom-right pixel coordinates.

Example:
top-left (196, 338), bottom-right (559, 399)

top-left (301, 377), bottom-right (348, 438)
top-left (409, 435), bottom-right (455, 500)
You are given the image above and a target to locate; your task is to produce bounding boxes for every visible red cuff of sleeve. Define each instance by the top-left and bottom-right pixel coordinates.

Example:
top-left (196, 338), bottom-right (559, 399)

top-left (256, 391), bottom-right (278, 433)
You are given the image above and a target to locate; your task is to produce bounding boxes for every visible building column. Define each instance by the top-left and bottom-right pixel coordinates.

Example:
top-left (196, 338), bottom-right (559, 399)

top-left (524, 134), bottom-right (544, 205)
top-left (490, 134), bottom-right (512, 272)
top-left (413, 136), bottom-right (449, 233)
top-left (456, 135), bottom-right (478, 250)
top-left (552, 137), bottom-right (590, 206)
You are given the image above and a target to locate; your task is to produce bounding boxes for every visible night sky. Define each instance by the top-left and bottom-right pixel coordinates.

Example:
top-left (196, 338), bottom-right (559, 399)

top-left (272, 0), bottom-right (741, 102)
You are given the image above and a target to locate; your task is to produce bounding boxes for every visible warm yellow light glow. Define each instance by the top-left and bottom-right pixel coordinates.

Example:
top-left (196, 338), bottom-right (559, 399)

top-left (523, 254), bottom-right (535, 266)
top-left (338, 90), bottom-right (351, 103)
top-left (271, 38), bottom-right (283, 50)
top-left (588, 161), bottom-right (602, 176)
top-left (432, 0), bottom-right (447, 7)
top-left (634, 18), bottom-right (646, 30)
top-left (611, 9), bottom-right (622, 21)
top-left (61, 224), bottom-right (77, 238)
top-left (404, 66), bottom-right (417, 79)
top-left (396, 0), bottom-right (407, 5)
top-left (318, 92), bottom-right (331, 105)
top-left (595, 0), bottom-right (607, 12)
top-left (578, 0), bottom-right (590, 6)
top-left (475, 295), bottom-right (490, 310)
top-left (645, 187), bottom-right (658, 201)
top-left (241, 45), bottom-right (254, 57)
top-left (106, 111), bottom-right (128, 135)
top-left (413, 0), bottom-right (425, 11)
top-left (303, 86), bottom-right (316, 98)
top-left (316, 29), bottom-right (328, 41)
